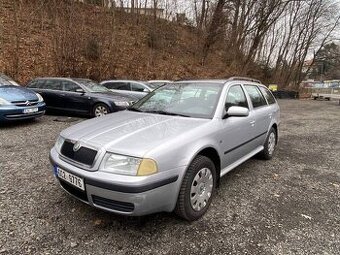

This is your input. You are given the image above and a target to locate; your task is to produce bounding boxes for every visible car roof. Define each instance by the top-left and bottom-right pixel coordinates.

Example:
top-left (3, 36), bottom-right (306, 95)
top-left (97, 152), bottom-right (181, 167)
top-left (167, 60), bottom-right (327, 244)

top-left (101, 80), bottom-right (146, 83)
top-left (148, 80), bottom-right (172, 82)
top-left (174, 79), bottom-right (228, 84)
top-left (32, 77), bottom-right (263, 86)
top-left (174, 77), bottom-right (262, 85)
top-left (33, 77), bottom-right (91, 82)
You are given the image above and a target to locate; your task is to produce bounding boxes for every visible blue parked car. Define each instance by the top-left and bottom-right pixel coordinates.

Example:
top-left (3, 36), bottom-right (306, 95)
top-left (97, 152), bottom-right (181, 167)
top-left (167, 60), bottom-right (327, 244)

top-left (0, 74), bottom-right (46, 122)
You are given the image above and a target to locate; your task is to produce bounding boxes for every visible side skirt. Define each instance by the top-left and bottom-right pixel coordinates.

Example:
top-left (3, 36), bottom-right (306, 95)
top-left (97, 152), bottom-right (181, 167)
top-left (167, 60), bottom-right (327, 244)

top-left (220, 146), bottom-right (264, 177)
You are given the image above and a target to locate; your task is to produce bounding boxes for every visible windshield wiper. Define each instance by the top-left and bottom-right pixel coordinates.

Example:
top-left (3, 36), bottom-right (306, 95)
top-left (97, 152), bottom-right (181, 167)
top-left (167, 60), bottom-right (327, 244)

top-left (144, 110), bottom-right (190, 117)
top-left (128, 108), bottom-right (144, 112)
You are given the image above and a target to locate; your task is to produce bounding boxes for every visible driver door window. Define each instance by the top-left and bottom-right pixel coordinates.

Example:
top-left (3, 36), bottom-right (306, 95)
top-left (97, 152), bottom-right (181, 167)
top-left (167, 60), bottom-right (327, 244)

top-left (131, 83), bottom-right (147, 92)
top-left (63, 81), bottom-right (81, 92)
top-left (225, 85), bottom-right (248, 110)
top-left (110, 82), bottom-right (130, 91)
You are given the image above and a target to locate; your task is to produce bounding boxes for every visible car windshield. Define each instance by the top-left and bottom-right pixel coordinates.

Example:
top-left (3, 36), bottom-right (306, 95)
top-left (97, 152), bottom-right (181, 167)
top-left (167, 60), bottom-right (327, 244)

top-left (75, 79), bottom-right (109, 92)
top-left (0, 74), bottom-right (19, 86)
top-left (130, 82), bottom-right (223, 119)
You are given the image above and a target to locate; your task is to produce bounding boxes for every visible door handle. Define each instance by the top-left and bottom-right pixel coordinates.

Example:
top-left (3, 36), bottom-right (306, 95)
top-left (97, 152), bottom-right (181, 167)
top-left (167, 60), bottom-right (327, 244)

top-left (250, 120), bottom-right (256, 126)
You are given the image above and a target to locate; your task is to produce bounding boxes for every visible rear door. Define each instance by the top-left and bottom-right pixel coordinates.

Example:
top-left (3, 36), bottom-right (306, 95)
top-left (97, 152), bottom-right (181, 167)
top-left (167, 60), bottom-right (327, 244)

top-left (243, 84), bottom-right (271, 147)
top-left (39, 80), bottom-right (64, 110)
top-left (259, 86), bottom-right (280, 124)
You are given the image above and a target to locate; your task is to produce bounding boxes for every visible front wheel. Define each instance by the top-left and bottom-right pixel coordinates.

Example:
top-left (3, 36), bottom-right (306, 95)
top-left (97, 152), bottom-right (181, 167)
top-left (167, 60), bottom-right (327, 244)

top-left (93, 103), bottom-right (110, 117)
top-left (259, 127), bottom-right (277, 160)
top-left (175, 155), bottom-right (216, 221)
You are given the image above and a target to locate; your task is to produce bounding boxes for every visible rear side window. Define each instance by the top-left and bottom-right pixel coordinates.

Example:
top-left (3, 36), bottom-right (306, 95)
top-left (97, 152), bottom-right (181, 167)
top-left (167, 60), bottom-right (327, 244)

top-left (225, 85), bottom-right (248, 110)
top-left (104, 82), bottom-right (130, 91)
top-left (244, 85), bottom-right (267, 108)
top-left (45, 80), bottom-right (63, 91)
top-left (259, 86), bottom-right (276, 105)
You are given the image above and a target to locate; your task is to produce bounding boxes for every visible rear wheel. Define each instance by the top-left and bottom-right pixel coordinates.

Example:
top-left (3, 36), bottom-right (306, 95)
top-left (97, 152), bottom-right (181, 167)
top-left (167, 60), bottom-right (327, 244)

top-left (259, 127), bottom-right (277, 160)
top-left (93, 103), bottom-right (110, 117)
top-left (175, 155), bottom-right (216, 221)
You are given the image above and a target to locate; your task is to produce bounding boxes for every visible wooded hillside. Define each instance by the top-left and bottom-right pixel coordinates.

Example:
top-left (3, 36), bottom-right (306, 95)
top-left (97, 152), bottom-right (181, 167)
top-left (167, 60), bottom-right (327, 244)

top-left (0, 0), bottom-right (339, 88)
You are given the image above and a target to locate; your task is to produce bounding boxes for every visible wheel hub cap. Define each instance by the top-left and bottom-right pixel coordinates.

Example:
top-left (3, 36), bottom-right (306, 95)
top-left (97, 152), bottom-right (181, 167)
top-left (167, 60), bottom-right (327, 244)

top-left (190, 168), bottom-right (213, 212)
top-left (268, 132), bottom-right (276, 155)
top-left (95, 106), bottom-right (108, 117)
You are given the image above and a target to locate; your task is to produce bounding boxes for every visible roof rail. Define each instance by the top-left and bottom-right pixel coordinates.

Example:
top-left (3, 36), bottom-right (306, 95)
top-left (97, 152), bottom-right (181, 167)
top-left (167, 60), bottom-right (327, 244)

top-left (227, 76), bottom-right (262, 84)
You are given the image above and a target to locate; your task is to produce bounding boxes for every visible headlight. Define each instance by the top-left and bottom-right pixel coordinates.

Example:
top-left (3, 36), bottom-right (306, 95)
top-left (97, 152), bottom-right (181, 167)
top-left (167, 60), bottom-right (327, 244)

top-left (101, 153), bottom-right (158, 176)
top-left (115, 101), bottom-right (130, 107)
top-left (55, 136), bottom-right (65, 153)
top-left (36, 93), bottom-right (44, 103)
top-left (0, 97), bottom-right (11, 106)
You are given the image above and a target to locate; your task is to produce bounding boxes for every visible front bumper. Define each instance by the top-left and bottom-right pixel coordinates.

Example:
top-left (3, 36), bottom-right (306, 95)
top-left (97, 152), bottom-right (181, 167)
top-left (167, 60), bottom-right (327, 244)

top-left (49, 147), bottom-right (185, 216)
top-left (0, 102), bottom-right (46, 121)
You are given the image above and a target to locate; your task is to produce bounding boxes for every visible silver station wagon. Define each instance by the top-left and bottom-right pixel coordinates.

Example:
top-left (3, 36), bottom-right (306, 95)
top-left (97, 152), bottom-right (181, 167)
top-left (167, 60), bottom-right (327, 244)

top-left (50, 77), bottom-right (280, 221)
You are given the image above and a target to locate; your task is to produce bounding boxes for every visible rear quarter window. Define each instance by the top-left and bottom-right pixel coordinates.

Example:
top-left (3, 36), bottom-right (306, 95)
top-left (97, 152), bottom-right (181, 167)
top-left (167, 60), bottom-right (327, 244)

top-left (259, 86), bottom-right (277, 105)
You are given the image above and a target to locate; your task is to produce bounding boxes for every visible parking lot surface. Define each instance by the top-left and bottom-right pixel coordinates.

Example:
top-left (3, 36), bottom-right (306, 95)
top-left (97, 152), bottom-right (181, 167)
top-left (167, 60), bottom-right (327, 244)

top-left (0, 99), bottom-right (339, 255)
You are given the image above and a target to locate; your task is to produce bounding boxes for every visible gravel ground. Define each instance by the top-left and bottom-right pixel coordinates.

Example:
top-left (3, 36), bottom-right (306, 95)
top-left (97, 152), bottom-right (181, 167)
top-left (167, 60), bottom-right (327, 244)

top-left (0, 99), bottom-right (339, 255)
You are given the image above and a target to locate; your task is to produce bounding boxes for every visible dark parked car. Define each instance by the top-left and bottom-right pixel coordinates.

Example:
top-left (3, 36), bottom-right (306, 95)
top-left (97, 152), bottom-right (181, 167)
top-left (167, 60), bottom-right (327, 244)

top-left (27, 78), bottom-right (137, 117)
top-left (0, 74), bottom-right (46, 122)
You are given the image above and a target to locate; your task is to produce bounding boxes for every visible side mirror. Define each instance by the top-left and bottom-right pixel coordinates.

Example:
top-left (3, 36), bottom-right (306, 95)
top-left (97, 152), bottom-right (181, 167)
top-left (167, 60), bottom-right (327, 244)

top-left (143, 88), bottom-right (150, 93)
top-left (224, 106), bottom-right (249, 119)
top-left (76, 88), bottom-right (85, 94)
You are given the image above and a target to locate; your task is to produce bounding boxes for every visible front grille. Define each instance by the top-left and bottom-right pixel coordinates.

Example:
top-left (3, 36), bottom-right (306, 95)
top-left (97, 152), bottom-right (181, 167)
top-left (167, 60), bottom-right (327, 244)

top-left (61, 141), bottom-right (97, 166)
top-left (12, 100), bottom-right (39, 107)
top-left (59, 179), bottom-right (88, 202)
top-left (5, 111), bottom-right (44, 119)
top-left (92, 195), bottom-right (135, 212)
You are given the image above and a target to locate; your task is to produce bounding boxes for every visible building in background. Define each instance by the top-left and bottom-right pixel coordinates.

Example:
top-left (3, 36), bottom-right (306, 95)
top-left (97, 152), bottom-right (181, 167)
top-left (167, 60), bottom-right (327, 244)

top-left (119, 7), bottom-right (164, 18)
top-left (76, 0), bottom-right (115, 8)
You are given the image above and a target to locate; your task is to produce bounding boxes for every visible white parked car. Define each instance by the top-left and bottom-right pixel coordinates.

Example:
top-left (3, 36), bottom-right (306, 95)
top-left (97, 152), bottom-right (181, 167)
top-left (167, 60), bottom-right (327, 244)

top-left (100, 80), bottom-right (153, 99)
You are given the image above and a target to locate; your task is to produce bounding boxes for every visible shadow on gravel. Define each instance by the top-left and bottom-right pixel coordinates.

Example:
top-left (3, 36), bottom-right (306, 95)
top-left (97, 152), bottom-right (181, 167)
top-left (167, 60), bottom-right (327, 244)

top-left (0, 118), bottom-right (40, 129)
top-left (45, 110), bottom-right (89, 120)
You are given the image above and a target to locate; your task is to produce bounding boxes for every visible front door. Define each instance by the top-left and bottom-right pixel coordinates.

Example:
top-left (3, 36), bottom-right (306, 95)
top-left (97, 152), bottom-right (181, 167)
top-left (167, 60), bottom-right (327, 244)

top-left (61, 81), bottom-right (90, 114)
top-left (218, 84), bottom-right (254, 169)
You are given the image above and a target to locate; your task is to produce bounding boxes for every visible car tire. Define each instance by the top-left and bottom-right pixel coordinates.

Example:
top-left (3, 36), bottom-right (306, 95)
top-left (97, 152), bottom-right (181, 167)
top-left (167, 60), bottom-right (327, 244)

top-left (93, 103), bottom-right (110, 117)
top-left (259, 127), bottom-right (277, 160)
top-left (175, 155), bottom-right (216, 221)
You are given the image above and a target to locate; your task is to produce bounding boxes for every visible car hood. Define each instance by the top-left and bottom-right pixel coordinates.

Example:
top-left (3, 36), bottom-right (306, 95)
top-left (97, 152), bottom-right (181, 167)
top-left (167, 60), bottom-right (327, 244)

top-left (87, 92), bottom-right (137, 102)
top-left (61, 111), bottom-right (210, 157)
top-left (0, 85), bottom-right (38, 102)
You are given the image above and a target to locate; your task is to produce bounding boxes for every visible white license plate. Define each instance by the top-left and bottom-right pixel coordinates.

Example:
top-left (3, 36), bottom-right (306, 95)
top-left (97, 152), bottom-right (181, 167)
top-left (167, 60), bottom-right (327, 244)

top-left (57, 167), bottom-right (85, 191)
top-left (23, 108), bottom-right (38, 114)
